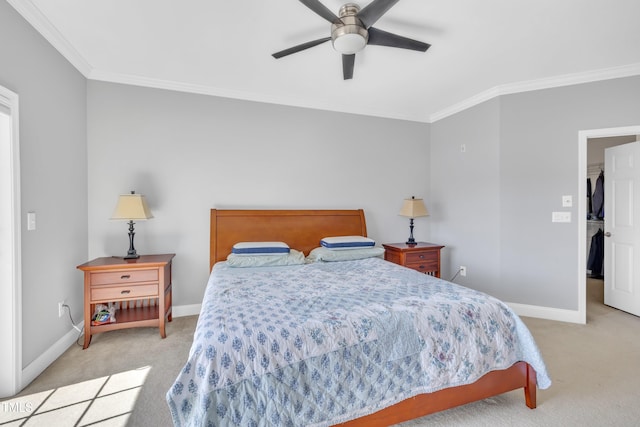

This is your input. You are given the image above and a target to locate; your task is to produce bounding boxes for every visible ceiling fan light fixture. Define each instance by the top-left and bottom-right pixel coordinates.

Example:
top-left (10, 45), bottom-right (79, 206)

top-left (332, 32), bottom-right (367, 54)
top-left (331, 3), bottom-right (368, 55)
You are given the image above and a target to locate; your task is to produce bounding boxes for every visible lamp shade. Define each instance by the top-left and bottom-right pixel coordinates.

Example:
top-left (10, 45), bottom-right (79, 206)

top-left (111, 192), bottom-right (154, 220)
top-left (399, 196), bottom-right (429, 218)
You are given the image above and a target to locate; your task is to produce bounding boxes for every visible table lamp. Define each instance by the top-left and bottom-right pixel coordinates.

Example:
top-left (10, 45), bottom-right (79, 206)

top-left (111, 191), bottom-right (153, 259)
top-left (399, 196), bottom-right (429, 245)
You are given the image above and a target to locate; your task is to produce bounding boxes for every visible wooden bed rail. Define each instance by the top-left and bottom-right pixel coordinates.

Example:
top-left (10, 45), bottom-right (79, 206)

top-left (333, 362), bottom-right (537, 427)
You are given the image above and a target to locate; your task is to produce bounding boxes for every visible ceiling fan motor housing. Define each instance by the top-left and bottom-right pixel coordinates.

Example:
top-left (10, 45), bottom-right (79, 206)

top-left (331, 3), bottom-right (369, 54)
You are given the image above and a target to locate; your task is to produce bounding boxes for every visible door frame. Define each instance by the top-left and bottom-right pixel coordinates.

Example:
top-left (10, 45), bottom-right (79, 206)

top-left (0, 85), bottom-right (22, 397)
top-left (578, 125), bottom-right (640, 324)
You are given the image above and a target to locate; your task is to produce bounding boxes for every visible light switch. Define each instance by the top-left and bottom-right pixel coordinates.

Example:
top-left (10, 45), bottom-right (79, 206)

top-left (552, 211), bottom-right (571, 223)
top-left (562, 195), bottom-right (573, 207)
top-left (27, 211), bottom-right (36, 230)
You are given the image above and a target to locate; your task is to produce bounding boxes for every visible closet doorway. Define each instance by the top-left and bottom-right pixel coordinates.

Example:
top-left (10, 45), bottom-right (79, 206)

top-left (580, 126), bottom-right (640, 323)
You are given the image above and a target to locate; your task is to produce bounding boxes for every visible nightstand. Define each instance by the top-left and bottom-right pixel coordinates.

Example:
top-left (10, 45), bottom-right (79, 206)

top-left (382, 242), bottom-right (444, 277)
top-left (77, 254), bottom-right (175, 349)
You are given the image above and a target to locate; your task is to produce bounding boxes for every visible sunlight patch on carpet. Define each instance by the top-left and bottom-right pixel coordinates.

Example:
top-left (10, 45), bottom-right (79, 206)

top-left (0, 366), bottom-right (151, 426)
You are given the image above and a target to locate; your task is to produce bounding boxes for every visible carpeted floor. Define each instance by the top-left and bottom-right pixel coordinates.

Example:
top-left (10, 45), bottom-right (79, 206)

top-left (2, 278), bottom-right (639, 426)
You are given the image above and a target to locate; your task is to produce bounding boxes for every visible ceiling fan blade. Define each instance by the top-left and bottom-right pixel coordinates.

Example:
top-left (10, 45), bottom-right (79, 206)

top-left (299, 0), bottom-right (341, 24)
top-left (357, 0), bottom-right (401, 28)
top-left (367, 27), bottom-right (430, 52)
top-left (272, 37), bottom-right (331, 59)
top-left (342, 54), bottom-right (355, 80)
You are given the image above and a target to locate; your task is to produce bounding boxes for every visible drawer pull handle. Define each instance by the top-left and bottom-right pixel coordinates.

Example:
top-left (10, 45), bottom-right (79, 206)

top-left (121, 290), bottom-right (131, 294)
top-left (120, 275), bottom-right (131, 279)
top-left (419, 255), bottom-right (425, 259)
top-left (419, 265), bottom-right (425, 269)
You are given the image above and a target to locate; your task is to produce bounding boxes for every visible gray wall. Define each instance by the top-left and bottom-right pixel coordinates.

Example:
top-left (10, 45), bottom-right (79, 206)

top-left (86, 81), bottom-right (431, 307)
top-left (430, 98), bottom-right (501, 291)
top-left (0, 1), bottom-right (88, 367)
top-left (431, 75), bottom-right (640, 310)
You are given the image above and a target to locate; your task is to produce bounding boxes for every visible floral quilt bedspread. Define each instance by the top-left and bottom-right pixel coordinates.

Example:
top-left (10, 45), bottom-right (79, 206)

top-left (167, 258), bottom-right (550, 426)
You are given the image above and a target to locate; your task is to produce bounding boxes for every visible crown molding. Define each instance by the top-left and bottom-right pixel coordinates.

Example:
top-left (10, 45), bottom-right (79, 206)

top-left (88, 69), bottom-right (427, 123)
top-left (429, 63), bottom-right (640, 123)
top-left (7, 0), bottom-right (92, 77)
top-left (91, 63), bottom-right (640, 124)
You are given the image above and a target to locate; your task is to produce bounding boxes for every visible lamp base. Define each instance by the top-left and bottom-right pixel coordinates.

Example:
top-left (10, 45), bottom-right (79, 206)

top-left (124, 221), bottom-right (139, 259)
top-left (406, 218), bottom-right (417, 246)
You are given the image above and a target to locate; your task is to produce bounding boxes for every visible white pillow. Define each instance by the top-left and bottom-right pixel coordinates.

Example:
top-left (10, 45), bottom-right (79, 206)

top-left (227, 249), bottom-right (305, 268)
top-left (232, 241), bottom-right (290, 256)
top-left (320, 235), bottom-right (375, 250)
top-left (306, 246), bottom-right (385, 262)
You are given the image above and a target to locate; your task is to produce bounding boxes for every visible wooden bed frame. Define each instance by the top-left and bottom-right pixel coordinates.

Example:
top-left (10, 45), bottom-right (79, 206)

top-left (209, 209), bottom-right (537, 426)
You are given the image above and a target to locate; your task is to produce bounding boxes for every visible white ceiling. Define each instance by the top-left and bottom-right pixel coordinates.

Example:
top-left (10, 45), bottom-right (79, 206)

top-left (9, 0), bottom-right (640, 122)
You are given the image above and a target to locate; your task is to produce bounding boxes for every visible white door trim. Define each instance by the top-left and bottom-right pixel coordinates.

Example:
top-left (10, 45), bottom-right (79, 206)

top-left (578, 125), bottom-right (640, 325)
top-left (0, 85), bottom-right (22, 398)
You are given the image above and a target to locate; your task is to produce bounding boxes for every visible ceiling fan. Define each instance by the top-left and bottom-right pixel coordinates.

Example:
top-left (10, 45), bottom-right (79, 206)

top-left (272, 0), bottom-right (431, 80)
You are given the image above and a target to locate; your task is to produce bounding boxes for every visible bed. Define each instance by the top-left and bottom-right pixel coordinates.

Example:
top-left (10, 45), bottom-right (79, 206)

top-left (167, 209), bottom-right (550, 426)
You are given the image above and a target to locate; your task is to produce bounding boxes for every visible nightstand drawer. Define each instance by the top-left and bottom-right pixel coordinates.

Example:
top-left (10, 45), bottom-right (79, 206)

top-left (405, 260), bottom-right (438, 273)
top-left (91, 283), bottom-right (159, 301)
top-left (405, 251), bottom-right (437, 264)
top-left (91, 269), bottom-right (158, 286)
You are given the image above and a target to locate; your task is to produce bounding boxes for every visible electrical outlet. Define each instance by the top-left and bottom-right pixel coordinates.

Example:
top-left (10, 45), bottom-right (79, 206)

top-left (58, 300), bottom-right (66, 318)
top-left (460, 266), bottom-right (467, 277)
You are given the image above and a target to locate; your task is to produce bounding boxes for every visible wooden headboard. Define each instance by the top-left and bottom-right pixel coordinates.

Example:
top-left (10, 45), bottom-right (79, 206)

top-left (210, 209), bottom-right (368, 270)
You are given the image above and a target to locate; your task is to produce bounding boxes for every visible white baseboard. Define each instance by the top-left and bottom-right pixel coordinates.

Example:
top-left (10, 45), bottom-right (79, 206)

top-left (507, 301), bottom-right (584, 324)
top-left (172, 303), bottom-right (201, 318)
top-left (21, 321), bottom-right (84, 389)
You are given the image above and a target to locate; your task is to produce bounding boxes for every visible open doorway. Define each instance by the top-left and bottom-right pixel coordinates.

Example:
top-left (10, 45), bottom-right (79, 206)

top-left (0, 85), bottom-right (22, 398)
top-left (579, 126), bottom-right (640, 324)
top-left (586, 136), bottom-right (637, 318)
